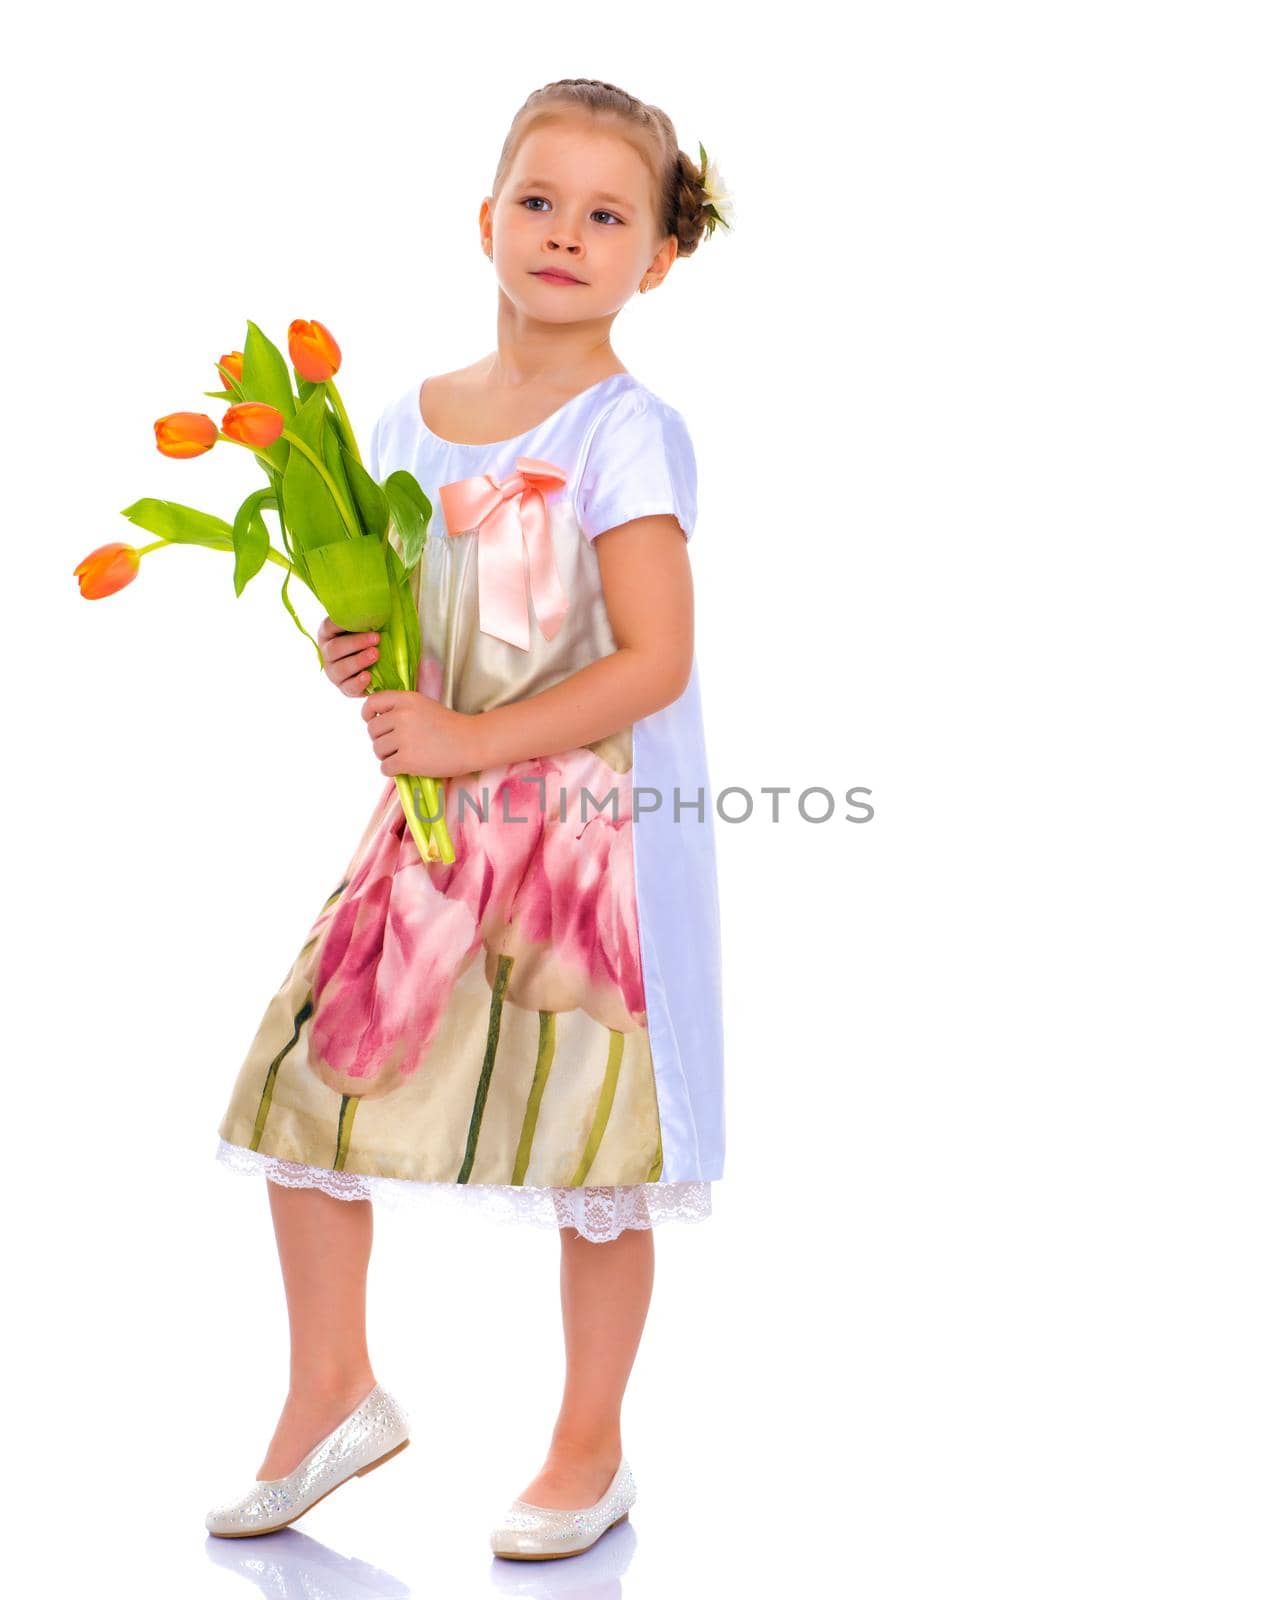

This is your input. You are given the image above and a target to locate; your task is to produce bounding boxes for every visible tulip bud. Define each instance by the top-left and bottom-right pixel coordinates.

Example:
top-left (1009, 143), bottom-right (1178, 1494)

top-left (288, 319), bottom-right (341, 383)
top-left (217, 350), bottom-right (244, 388)
top-left (74, 542), bottom-right (141, 599)
top-left (155, 412), bottom-right (219, 458)
top-left (221, 402), bottom-right (285, 449)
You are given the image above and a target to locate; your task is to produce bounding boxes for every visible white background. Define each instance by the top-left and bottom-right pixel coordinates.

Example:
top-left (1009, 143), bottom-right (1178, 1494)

top-left (12, 1), bottom-right (1277, 1594)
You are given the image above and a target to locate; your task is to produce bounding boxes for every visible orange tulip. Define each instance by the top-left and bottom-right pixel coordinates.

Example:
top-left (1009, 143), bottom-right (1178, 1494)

top-left (155, 412), bottom-right (218, 458)
top-left (74, 542), bottom-right (141, 599)
top-left (221, 402), bottom-right (285, 449)
top-left (288, 318), bottom-right (341, 382)
top-left (216, 350), bottom-right (244, 388)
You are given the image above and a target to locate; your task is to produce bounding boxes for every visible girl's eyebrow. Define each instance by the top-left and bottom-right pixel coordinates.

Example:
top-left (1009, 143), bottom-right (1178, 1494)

top-left (515, 177), bottom-right (634, 208)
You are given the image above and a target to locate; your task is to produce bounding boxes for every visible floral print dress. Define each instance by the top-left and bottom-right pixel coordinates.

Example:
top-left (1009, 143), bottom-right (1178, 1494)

top-left (215, 371), bottom-right (725, 1242)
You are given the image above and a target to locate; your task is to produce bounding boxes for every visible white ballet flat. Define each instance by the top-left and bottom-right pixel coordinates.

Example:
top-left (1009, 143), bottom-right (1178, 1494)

top-left (205, 1383), bottom-right (410, 1538)
top-left (489, 1457), bottom-right (636, 1560)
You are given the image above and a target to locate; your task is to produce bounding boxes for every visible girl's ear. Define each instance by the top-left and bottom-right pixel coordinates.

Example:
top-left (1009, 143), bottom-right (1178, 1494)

top-left (645, 235), bottom-right (679, 287)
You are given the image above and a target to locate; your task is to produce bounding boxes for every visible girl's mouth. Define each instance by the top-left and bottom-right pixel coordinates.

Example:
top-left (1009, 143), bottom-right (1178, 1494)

top-left (532, 270), bottom-right (585, 285)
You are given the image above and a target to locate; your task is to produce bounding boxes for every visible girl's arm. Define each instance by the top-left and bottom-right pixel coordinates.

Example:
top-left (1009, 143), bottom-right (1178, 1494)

top-left (469, 514), bottom-right (694, 770)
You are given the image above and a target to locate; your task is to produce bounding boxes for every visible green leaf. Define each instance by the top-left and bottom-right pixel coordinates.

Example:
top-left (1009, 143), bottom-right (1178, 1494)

top-left (279, 564), bottom-right (322, 664)
top-left (281, 388), bottom-right (348, 552)
top-left (321, 409), bottom-right (359, 525)
top-left (287, 384), bottom-right (328, 448)
top-left (341, 442), bottom-right (390, 539)
top-left (307, 536), bottom-right (394, 631)
top-left (120, 497), bottom-right (234, 550)
top-left (390, 543), bottom-right (422, 688)
top-left (270, 468), bottom-right (313, 591)
top-left (241, 320), bottom-right (295, 473)
top-left (242, 320), bottom-right (296, 415)
top-left (384, 469), bottom-right (433, 570)
top-left (231, 488), bottom-right (276, 596)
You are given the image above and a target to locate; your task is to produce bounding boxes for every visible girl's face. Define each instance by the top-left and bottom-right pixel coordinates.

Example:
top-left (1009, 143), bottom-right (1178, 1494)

top-left (483, 117), bottom-right (675, 322)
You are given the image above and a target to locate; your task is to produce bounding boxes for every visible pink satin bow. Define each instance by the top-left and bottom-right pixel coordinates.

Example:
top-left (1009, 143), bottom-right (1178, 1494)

top-left (438, 456), bottom-right (570, 650)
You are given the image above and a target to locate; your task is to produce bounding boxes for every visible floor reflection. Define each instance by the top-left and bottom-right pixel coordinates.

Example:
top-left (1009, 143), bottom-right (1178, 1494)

top-left (202, 1512), bottom-right (636, 1597)
top-left (204, 1527), bottom-right (413, 1597)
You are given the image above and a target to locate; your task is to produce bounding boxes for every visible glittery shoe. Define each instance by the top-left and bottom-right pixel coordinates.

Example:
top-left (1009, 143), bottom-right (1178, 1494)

top-left (205, 1383), bottom-right (410, 1538)
top-left (489, 1457), bottom-right (636, 1560)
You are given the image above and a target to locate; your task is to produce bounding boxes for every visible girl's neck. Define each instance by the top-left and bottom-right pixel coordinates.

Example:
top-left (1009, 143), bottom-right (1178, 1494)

top-left (488, 302), bottom-right (623, 392)
top-left (479, 351), bottom-right (625, 392)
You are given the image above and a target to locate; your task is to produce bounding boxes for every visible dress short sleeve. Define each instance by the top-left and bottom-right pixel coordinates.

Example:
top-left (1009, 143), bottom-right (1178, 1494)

top-left (576, 389), bottom-right (698, 542)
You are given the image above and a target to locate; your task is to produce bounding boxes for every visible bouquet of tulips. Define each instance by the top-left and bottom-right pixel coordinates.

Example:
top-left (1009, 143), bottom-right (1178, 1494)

top-left (74, 318), bottom-right (455, 867)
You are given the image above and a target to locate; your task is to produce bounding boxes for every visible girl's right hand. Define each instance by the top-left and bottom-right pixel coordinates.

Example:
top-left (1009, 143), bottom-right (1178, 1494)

top-left (318, 614), bottom-right (380, 697)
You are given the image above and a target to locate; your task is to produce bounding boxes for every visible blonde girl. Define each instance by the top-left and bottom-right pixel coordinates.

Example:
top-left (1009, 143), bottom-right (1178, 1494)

top-left (207, 77), bottom-right (730, 1562)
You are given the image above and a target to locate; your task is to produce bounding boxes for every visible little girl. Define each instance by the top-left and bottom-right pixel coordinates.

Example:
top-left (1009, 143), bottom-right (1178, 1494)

top-left (206, 78), bottom-right (729, 1561)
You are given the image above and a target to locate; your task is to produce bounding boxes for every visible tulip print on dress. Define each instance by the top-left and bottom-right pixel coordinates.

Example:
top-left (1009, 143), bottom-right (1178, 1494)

top-left (216, 371), bottom-right (723, 1206)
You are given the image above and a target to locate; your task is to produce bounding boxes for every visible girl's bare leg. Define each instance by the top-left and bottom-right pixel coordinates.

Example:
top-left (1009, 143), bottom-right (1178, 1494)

top-left (254, 1181), bottom-right (379, 1479)
top-left (516, 1225), bottom-right (655, 1509)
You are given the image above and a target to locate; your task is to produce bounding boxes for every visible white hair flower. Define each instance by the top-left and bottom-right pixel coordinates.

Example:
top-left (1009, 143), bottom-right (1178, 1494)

top-left (697, 141), bottom-right (734, 234)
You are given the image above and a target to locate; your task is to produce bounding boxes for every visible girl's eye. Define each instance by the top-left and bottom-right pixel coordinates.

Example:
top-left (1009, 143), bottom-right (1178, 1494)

top-left (519, 197), bottom-right (622, 225)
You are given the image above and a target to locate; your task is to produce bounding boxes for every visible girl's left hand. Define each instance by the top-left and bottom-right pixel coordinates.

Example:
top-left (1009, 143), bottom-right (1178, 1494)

top-left (361, 690), bottom-right (480, 779)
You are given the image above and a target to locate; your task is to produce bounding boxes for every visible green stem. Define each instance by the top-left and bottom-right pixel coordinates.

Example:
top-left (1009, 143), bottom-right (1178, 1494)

top-left (420, 777), bottom-right (454, 864)
top-left (325, 379), bottom-right (360, 460)
top-left (251, 998), bottom-right (314, 1150)
top-left (391, 559), bottom-right (413, 692)
top-left (379, 547), bottom-right (411, 701)
top-left (406, 774), bottom-right (453, 866)
top-left (395, 773), bottom-right (440, 865)
top-left (363, 661), bottom-right (456, 867)
top-left (334, 1094), bottom-right (358, 1169)
top-left (225, 431), bottom-right (362, 541)
top-left (457, 953), bottom-right (514, 1182)
top-left (142, 538), bottom-right (296, 576)
top-left (511, 1011), bottom-right (557, 1183)
top-left (433, 780), bottom-right (455, 864)
top-left (278, 429), bottom-right (364, 540)
top-left (406, 775), bottom-right (454, 867)
top-left (570, 1028), bottom-right (625, 1185)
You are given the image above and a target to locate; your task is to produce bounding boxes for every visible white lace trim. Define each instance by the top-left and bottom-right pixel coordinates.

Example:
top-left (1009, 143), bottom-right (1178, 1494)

top-left (214, 1138), bottom-right (712, 1243)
